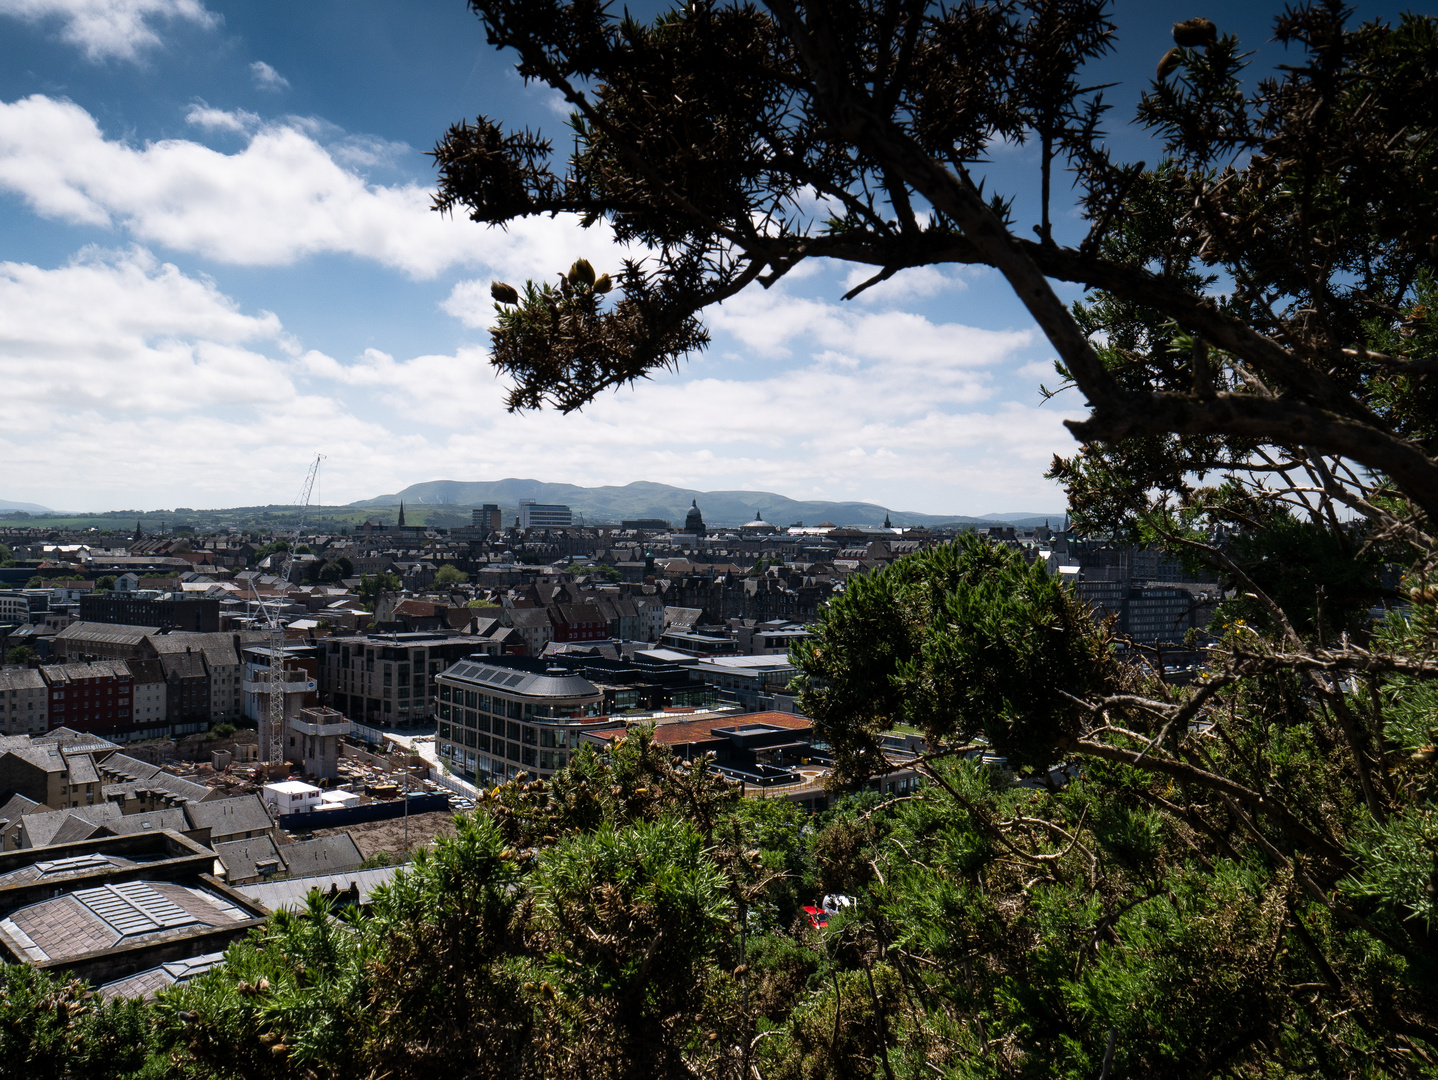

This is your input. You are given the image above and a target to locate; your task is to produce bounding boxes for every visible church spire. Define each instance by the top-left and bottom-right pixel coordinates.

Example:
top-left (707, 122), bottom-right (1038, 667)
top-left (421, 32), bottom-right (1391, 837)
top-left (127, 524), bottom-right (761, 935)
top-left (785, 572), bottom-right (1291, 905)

top-left (397, 500), bottom-right (406, 527)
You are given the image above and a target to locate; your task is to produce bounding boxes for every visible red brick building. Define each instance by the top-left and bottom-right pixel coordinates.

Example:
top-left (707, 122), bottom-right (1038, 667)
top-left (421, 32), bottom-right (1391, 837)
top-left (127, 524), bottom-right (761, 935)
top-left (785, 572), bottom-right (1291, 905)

top-left (41, 661), bottom-right (134, 734)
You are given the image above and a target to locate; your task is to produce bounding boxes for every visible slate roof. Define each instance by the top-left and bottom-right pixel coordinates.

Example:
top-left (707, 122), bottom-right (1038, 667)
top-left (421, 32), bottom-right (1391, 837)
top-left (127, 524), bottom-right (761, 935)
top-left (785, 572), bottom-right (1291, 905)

top-left (236, 865), bottom-right (399, 914)
top-left (213, 835), bottom-right (285, 882)
top-left (158, 651), bottom-right (208, 681)
top-left (104, 773), bottom-right (214, 806)
top-left (150, 633), bottom-right (239, 668)
top-left (0, 792), bottom-right (41, 832)
top-left (38, 661), bottom-right (131, 686)
top-left (184, 795), bottom-right (272, 840)
top-left (0, 669), bottom-right (45, 692)
top-left (65, 752), bottom-right (99, 786)
top-left (99, 950), bottom-right (226, 1000)
top-left (55, 622), bottom-right (160, 647)
top-left (18, 804), bottom-right (125, 849)
top-left (97, 753), bottom-right (163, 783)
top-left (277, 834), bottom-right (363, 879)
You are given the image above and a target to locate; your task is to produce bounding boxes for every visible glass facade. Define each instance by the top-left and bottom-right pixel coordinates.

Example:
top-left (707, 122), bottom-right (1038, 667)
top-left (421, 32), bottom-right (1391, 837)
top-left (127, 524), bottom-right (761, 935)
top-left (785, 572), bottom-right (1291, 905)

top-left (435, 661), bottom-right (608, 785)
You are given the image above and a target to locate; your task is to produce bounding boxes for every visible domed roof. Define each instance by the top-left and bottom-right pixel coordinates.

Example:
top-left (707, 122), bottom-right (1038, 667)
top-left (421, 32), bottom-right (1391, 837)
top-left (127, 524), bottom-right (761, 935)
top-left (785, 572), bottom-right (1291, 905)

top-left (685, 499), bottom-right (703, 524)
top-left (741, 511), bottom-right (769, 530)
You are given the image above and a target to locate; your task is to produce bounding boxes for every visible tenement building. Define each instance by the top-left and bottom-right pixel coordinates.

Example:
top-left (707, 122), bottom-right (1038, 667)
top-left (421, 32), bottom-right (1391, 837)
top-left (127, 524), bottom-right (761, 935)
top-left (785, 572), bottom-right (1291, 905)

top-left (435, 656), bottom-right (611, 785)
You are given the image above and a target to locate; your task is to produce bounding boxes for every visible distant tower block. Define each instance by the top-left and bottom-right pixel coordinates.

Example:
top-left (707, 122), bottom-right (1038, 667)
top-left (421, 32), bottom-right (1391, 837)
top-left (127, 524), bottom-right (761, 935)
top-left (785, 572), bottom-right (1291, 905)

top-left (473, 503), bottom-right (502, 532)
top-left (518, 500), bottom-right (573, 529)
top-left (686, 499), bottom-right (705, 536)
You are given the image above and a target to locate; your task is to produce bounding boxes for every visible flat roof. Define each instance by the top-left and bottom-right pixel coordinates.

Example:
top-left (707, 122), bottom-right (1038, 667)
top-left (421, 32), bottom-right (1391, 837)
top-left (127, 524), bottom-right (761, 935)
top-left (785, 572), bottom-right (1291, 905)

top-left (441, 660), bottom-right (599, 700)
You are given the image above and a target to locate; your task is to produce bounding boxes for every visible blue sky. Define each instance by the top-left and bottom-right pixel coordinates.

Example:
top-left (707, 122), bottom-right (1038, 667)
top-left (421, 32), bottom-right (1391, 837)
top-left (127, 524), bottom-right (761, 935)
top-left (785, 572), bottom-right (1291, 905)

top-left (0, 1), bottom-right (1411, 515)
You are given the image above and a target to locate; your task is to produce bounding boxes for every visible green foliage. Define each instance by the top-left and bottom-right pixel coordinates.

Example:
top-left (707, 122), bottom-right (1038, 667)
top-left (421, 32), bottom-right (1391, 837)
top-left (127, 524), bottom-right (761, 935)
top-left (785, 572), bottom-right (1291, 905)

top-left (94, 575), bottom-right (116, 592)
top-left (208, 723), bottom-right (236, 740)
top-left (25, 575), bottom-right (43, 587)
top-left (306, 556), bottom-right (354, 584)
top-left (794, 534), bottom-right (1109, 773)
top-left (0, 966), bottom-right (161, 1080)
top-left (5, 645), bottom-right (38, 665)
top-left (356, 571), bottom-right (401, 611)
top-left (434, 563), bottom-right (468, 585)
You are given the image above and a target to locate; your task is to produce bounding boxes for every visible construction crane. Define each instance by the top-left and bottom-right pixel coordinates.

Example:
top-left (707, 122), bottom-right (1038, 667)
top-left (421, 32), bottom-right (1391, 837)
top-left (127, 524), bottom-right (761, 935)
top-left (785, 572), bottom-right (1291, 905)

top-left (255, 453), bottom-right (323, 771)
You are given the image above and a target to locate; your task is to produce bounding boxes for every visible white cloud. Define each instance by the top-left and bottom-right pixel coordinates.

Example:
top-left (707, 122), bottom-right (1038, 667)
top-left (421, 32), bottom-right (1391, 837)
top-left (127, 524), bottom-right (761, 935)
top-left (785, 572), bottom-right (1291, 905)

top-left (839, 263), bottom-right (968, 305)
top-left (301, 284), bottom-right (1076, 513)
top-left (249, 60), bottom-right (289, 92)
top-left (184, 104), bottom-right (259, 134)
top-left (0, 0), bottom-right (217, 61)
top-left (0, 94), bottom-right (628, 280)
top-left (0, 241), bottom-right (1070, 514)
top-left (0, 246), bottom-right (290, 412)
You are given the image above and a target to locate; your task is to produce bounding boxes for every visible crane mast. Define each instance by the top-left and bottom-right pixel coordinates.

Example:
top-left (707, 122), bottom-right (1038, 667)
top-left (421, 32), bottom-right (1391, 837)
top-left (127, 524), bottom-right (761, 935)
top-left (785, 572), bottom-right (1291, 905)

top-left (261, 453), bottom-right (323, 770)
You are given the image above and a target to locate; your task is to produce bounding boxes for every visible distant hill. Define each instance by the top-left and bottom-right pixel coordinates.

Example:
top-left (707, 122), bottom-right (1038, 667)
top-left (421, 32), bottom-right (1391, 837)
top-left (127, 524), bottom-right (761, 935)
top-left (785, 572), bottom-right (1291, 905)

top-left (0, 498), bottom-right (54, 513)
top-left (979, 512), bottom-right (1068, 528)
top-left (352, 479), bottom-right (1062, 529)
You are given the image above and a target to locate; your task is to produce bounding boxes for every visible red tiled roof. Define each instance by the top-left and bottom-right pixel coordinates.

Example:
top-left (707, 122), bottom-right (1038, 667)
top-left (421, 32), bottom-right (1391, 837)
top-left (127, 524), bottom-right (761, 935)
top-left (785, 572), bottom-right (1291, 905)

top-left (650, 711), bottom-right (811, 746)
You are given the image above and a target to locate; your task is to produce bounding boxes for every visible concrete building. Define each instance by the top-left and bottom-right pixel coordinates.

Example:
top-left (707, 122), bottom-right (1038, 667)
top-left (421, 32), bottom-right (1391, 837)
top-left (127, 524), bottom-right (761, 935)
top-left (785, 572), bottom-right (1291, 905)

top-left (0, 669), bottom-right (48, 735)
top-left (53, 622), bottom-right (159, 663)
top-left (286, 706), bottom-right (347, 780)
top-left (262, 780), bottom-right (322, 817)
top-left (472, 504), bottom-right (502, 531)
top-left (123, 659), bottom-right (168, 741)
top-left (518, 500), bottom-right (573, 529)
top-left (316, 632), bottom-right (478, 728)
top-left (435, 656), bottom-right (611, 785)
top-left (0, 591), bottom-right (32, 625)
top-left (79, 594), bottom-right (219, 633)
top-left (0, 742), bottom-right (104, 811)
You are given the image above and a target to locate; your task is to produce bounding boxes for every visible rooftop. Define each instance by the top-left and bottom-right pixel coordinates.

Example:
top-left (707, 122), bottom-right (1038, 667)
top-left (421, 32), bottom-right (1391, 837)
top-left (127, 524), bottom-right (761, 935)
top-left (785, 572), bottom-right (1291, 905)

top-left (441, 659), bottom-right (600, 700)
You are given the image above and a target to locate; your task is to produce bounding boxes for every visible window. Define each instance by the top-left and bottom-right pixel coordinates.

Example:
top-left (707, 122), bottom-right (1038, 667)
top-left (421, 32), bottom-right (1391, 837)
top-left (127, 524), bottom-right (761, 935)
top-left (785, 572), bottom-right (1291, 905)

top-left (507, 742), bottom-right (520, 761)
top-left (465, 710), bottom-right (477, 728)
top-left (439, 704), bottom-right (451, 720)
top-left (522, 725), bottom-right (537, 745)
top-left (465, 690), bottom-right (478, 709)
top-left (507, 700), bottom-right (522, 720)
top-left (440, 684), bottom-right (451, 702)
top-left (475, 713), bottom-right (490, 733)
top-left (479, 694), bottom-right (491, 712)
top-left (507, 721), bottom-right (521, 741)
top-left (521, 746), bottom-right (537, 768)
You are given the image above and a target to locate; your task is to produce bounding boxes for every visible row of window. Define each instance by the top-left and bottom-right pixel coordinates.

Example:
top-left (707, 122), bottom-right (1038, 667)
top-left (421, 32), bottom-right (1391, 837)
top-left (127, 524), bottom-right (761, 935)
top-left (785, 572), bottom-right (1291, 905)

top-left (438, 717), bottom-right (576, 748)
top-left (438, 683), bottom-right (602, 719)
top-left (438, 742), bottom-right (570, 776)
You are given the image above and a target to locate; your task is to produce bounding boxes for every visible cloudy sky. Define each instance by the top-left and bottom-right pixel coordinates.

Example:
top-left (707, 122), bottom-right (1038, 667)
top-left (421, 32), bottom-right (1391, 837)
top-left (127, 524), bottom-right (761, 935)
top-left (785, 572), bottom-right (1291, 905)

top-left (0, 1), bottom-right (1407, 515)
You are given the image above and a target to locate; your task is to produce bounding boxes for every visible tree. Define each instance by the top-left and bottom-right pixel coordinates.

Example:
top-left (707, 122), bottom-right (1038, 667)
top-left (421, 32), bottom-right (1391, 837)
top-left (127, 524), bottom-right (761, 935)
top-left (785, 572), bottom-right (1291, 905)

top-left (25, 575), bottom-right (43, 588)
top-left (434, 1), bottom-right (1438, 522)
top-left (5, 645), bottom-right (38, 666)
top-left (432, 3), bottom-right (1438, 1072)
top-left (94, 575), bottom-right (116, 592)
top-left (435, 563), bottom-right (470, 586)
top-left (357, 571), bottom-right (402, 611)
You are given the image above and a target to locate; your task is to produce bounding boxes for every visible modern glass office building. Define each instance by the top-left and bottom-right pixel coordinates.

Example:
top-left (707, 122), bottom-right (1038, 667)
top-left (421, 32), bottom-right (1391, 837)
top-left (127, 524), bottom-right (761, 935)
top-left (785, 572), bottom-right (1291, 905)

top-left (434, 657), bottom-right (610, 785)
